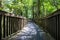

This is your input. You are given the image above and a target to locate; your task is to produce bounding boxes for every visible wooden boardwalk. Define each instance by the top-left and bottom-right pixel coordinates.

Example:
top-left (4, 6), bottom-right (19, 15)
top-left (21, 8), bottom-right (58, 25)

top-left (8, 22), bottom-right (55, 40)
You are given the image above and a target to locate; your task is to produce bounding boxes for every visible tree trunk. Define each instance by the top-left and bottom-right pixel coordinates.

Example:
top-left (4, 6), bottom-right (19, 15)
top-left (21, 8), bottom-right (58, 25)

top-left (20, 0), bottom-right (23, 16)
top-left (32, 2), bottom-right (34, 19)
top-left (35, 0), bottom-right (40, 18)
top-left (37, 0), bottom-right (40, 17)
top-left (25, 7), bottom-right (28, 18)
top-left (0, 1), bottom-right (1, 7)
top-left (20, 11), bottom-right (22, 16)
top-left (0, 0), bottom-right (3, 10)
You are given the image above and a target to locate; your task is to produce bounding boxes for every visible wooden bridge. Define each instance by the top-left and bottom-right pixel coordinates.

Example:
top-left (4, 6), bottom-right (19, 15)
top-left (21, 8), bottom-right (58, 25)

top-left (0, 10), bottom-right (28, 40)
top-left (0, 9), bottom-right (59, 40)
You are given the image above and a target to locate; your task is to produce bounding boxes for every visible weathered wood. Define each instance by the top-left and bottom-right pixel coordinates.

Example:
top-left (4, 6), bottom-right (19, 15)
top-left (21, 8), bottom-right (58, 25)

top-left (3, 16), bottom-right (5, 38)
top-left (34, 9), bottom-right (59, 40)
top-left (6, 16), bottom-right (8, 36)
top-left (0, 15), bottom-right (2, 40)
top-left (0, 10), bottom-right (27, 40)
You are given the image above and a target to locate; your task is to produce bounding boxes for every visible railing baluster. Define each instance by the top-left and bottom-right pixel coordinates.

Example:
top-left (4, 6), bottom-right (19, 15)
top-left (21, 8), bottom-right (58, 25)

top-left (8, 16), bottom-right (9, 36)
top-left (3, 15), bottom-right (5, 38)
top-left (11, 18), bottom-right (13, 34)
top-left (56, 15), bottom-right (58, 40)
top-left (10, 17), bottom-right (11, 37)
top-left (0, 15), bottom-right (2, 40)
top-left (0, 11), bottom-right (27, 40)
top-left (6, 16), bottom-right (8, 36)
top-left (9, 17), bottom-right (10, 36)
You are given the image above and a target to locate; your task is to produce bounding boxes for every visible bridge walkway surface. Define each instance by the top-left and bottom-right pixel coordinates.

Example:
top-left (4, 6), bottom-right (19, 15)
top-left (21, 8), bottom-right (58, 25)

top-left (9, 21), bottom-right (55, 40)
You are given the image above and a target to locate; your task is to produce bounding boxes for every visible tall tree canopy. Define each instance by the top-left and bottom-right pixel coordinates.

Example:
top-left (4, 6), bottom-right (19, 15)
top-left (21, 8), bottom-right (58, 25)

top-left (0, 0), bottom-right (60, 18)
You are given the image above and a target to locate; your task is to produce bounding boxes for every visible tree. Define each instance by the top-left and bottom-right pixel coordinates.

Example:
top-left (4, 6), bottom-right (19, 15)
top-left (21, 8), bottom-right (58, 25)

top-left (0, 0), bottom-right (3, 10)
top-left (2, 0), bottom-right (60, 18)
top-left (37, 0), bottom-right (40, 17)
top-left (32, 2), bottom-right (34, 19)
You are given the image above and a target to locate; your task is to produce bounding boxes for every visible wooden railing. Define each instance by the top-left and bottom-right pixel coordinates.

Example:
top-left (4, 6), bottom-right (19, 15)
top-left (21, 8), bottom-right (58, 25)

top-left (0, 10), bottom-right (27, 40)
top-left (34, 9), bottom-right (59, 40)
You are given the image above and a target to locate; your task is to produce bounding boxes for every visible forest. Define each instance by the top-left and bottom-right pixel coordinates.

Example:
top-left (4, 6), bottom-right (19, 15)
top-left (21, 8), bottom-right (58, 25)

top-left (0, 0), bottom-right (60, 19)
top-left (0, 0), bottom-right (59, 40)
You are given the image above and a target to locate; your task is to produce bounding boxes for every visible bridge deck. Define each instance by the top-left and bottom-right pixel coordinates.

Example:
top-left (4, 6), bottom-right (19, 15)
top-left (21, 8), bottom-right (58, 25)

top-left (9, 22), bottom-right (55, 40)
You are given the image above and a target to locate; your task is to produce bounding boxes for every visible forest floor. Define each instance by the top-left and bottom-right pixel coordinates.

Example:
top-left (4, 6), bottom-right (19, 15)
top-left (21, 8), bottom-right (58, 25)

top-left (9, 21), bottom-right (55, 40)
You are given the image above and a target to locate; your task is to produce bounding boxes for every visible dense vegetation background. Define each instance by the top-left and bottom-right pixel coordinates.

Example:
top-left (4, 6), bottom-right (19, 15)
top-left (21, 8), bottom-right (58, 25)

top-left (0, 0), bottom-right (60, 18)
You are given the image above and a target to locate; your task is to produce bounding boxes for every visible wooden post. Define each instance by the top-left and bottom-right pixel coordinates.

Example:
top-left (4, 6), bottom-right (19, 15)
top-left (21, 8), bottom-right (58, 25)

top-left (6, 16), bottom-right (8, 36)
top-left (56, 15), bottom-right (58, 40)
top-left (3, 15), bottom-right (5, 38)
top-left (0, 15), bottom-right (2, 40)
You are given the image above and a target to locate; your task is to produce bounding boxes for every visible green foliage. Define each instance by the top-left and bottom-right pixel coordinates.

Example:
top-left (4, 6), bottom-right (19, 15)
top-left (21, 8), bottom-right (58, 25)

top-left (1, 0), bottom-right (60, 18)
top-left (40, 0), bottom-right (60, 18)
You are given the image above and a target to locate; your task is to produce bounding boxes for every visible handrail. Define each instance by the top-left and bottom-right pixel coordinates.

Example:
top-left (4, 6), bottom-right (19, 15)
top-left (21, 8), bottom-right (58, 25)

top-left (0, 10), bottom-right (28, 40)
top-left (34, 9), bottom-right (59, 40)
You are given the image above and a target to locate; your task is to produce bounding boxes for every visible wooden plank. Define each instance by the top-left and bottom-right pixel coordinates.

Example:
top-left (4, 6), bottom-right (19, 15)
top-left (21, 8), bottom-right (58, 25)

top-left (3, 16), bottom-right (5, 38)
top-left (0, 15), bottom-right (2, 40)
